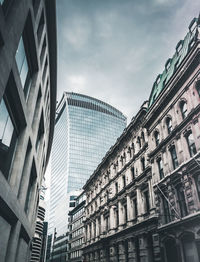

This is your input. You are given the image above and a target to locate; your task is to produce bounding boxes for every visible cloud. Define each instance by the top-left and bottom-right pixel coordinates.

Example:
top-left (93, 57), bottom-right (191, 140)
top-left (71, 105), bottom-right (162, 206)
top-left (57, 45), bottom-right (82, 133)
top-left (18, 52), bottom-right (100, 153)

top-left (57, 0), bottom-right (200, 123)
top-left (61, 16), bottom-right (91, 49)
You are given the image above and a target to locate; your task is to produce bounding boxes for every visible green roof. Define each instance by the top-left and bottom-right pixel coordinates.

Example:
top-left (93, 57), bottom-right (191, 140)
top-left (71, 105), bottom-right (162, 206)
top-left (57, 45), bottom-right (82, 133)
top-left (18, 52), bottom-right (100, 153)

top-left (148, 17), bottom-right (199, 109)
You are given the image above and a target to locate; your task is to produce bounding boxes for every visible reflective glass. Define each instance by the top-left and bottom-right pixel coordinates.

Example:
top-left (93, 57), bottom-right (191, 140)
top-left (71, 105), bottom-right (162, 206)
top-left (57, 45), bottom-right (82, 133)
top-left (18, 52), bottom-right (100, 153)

top-left (15, 37), bottom-right (30, 93)
top-left (0, 99), bottom-right (14, 147)
top-left (49, 93), bottom-right (126, 236)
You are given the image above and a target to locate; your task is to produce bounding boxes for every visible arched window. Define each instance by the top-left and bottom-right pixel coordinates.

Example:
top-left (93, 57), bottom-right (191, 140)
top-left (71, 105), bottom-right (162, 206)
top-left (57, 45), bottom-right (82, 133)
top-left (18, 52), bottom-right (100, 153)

top-left (195, 80), bottom-right (200, 97)
top-left (132, 142), bottom-right (135, 154)
top-left (166, 117), bottom-right (172, 134)
top-left (137, 137), bottom-right (141, 149)
top-left (154, 131), bottom-right (160, 146)
top-left (186, 132), bottom-right (197, 157)
top-left (128, 146), bottom-right (132, 158)
top-left (141, 131), bottom-right (145, 144)
top-left (180, 101), bottom-right (187, 119)
top-left (123, 152), bottom-right (126, 163)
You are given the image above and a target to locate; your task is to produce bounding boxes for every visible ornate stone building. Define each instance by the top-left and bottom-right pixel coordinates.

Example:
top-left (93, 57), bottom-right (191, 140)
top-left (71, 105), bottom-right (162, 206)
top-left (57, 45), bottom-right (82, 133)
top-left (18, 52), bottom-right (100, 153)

top-left (68, 191), bottom-right (86, 262)
top-left (83, 101), bottom-right (159, 262)
top-left (83, 16), bottom-right (200, 262)
top-left (145, 17), bottom-right (200, 262)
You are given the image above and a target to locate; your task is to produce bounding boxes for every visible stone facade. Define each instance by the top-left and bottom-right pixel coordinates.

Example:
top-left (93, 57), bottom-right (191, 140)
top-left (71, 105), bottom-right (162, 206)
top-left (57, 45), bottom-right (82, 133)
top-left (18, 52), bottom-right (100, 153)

top-left (0, 0), bottom-right (57, 261)
top-left (83, 16), bottom-right (200, 262)
top-left (68, 192), bottom-right (86, 262)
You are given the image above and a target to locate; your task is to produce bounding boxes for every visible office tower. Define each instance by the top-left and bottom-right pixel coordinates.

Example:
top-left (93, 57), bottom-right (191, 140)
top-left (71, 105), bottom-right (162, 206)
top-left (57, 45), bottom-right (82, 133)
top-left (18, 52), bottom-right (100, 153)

top-left (47, 92), bottom-right (126, 260)
top-left (0, 0), bottom-right (57, 261)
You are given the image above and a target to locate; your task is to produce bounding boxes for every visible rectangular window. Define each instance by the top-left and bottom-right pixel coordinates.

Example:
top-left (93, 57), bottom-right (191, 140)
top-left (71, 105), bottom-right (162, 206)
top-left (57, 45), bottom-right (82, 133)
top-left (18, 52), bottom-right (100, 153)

top-left (195, 175), bottom-right (200, 201)
top-left (170, 146), bottom-right (178, 169)
top-left (115, 209), bottom-right (119, 226)
top-left (15, 37), bottom-right (31, 97)
top-left (0, 98), bottom-right (17, 178)
top-left (141, 157), bottom-right (145, 171)
top-left (124, 204), bottom-right (127, 223)
top-left (157, 158), bottom-right (164, 179)
top-left (0, 0), bottom-right (4, 5)
top-left (175, 184), bottom-right (188, 217)
top-left (36, 114), bottom-right (44, 150)
top-left (161, 195), bottom-right (171, 224)
top-left (115, 182), bottom-right (118, 194)
top-left (131, 167), bottom-right (135, 180)
top-left (24, 164), bottom-right (36, 213)
top-left (37, 11), bottom-right (45, 43)
top-left (0, 99), bottom-right (14, 147)
top-left (186, 133), bottom-right (197, 157)
top-left (196, 80), bottom-right (200, 97)
top-left (122, 175), bottom-right (126, 187)
top-left (144, 190), bottom-right (150, 214)
top-left (133, 198), bottom-right (137, 218)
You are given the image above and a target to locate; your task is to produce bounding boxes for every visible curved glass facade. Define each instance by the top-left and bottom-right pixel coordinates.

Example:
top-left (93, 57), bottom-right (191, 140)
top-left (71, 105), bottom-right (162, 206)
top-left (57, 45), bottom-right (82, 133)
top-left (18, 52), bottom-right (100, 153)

top-left (48, 92), bottom-right (126, 236)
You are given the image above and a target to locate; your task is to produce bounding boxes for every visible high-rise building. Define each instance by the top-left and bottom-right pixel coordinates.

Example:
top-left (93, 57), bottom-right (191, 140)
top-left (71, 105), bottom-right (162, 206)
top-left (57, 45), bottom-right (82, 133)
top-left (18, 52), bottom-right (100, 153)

top-left (0, 0), bottom-right (57, 261)
top-left (47, 92), bottom-right (126, 260)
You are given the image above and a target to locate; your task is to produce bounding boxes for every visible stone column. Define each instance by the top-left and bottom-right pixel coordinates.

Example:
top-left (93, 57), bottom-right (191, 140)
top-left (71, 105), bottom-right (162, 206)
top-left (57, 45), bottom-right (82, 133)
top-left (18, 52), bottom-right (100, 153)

top-left (127, 238), bottom-right (136, 262)
top-left (138, 235), bottom-right (148, 262)
top-left (148, 179), bottom-right (155, 214)
top-left (118, 201), bottom-right (124, 230)
top-left (118, 241), bottom-right (126, 262)
top-left (91, 221), bottom-right (94, 240)
top-left (110, 245), bottom-right (118, 262)
top-left (127, 194), bottom-right (134, 226)
top-left (94, 250), bottom-right (100, 262)
top-left (109, 206), bottom-right (115, 234)
top-left (100, 213), bottom-right (104, 235)
top-left (136, 187), bottom-right (143, 221)
top-left (87, 224), bottom-right (91, 242)
top-left (176, 134), bottom-right (185, 164)
top-left (96, 217), bottom-right (99, 239)
top-left (152, 234), bottom-right (161, 262)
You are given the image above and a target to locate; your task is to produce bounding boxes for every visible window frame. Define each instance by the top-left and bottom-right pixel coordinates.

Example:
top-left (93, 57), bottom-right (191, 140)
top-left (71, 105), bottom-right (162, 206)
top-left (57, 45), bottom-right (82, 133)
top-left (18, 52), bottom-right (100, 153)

top-left (166, 117), bottom-right (172, 134)
top-left (180, 101), bottom-right (188, 119)
top-left (170, 145), bottom-right (179, 170)
top-left (154, 131), bottom-right (160, 146)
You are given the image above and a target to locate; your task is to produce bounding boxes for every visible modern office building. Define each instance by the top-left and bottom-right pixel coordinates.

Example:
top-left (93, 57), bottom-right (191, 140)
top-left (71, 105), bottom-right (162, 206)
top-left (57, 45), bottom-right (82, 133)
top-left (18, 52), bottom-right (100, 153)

top-left (47, 92), bottom-right (126, 260)
top-left (48, 92), bottom-right (126, 236)
top-left (0, 0), bottom-right (57, 261)
top-left (83, 16), bottom-right (200, 262)
top-left (68, 191), bottom-right (86, 262)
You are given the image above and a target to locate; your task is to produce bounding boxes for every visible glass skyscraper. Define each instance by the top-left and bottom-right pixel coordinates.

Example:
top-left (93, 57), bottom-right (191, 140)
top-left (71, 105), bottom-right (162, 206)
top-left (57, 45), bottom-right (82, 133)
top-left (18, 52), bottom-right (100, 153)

top-left (48, 92), bottom-right (126, 237)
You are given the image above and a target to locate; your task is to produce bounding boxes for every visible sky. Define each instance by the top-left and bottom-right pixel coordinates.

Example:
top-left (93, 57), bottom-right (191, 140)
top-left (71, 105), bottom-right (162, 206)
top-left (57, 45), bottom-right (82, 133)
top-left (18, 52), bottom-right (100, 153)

top-left (56, 0), bottom-right (200, 123)
top-left (45, 0), bottom-right (200, 201)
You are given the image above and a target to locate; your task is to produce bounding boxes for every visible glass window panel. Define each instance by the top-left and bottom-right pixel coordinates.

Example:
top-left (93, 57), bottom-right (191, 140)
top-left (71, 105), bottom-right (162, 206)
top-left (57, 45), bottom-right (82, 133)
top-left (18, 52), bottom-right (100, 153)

top-left (0, 99), bottom-right (9, 139)
top-left (20, 57), bottom-right (29, 88)
top-left (16, 37), bottom-right (26, 74)
top-left (2, 117), bottom-right (14, 146)
top-left (0, 99), bottom-right (14, 146)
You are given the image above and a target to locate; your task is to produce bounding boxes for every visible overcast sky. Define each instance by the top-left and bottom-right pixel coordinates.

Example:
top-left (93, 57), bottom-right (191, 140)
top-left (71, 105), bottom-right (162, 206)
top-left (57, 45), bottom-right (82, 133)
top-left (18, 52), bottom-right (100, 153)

top-left (56, 0), bottom-right (200, 123)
